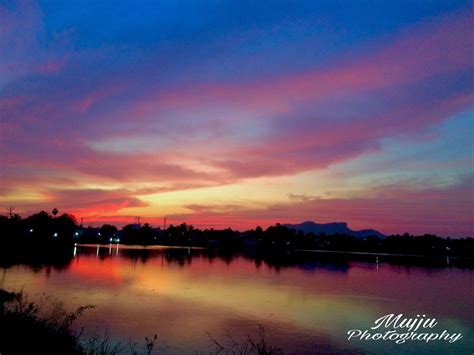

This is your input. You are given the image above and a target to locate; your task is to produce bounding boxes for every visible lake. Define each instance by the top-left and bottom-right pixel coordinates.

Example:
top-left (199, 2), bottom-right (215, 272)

top-left (1, 245), bottom-right (472, 354)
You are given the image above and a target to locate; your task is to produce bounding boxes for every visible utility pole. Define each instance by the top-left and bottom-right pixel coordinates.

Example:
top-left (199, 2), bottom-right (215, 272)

top-left (163, 217), bottom-right (167, 229)
top-left (6, 206), bottom-right (15, 218)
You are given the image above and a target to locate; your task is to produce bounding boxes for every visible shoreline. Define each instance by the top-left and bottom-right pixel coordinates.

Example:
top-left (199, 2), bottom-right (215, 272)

top-left (295, 249), bottom-right (474, 260)
top-left (75, 243), bottom-right (474, 260)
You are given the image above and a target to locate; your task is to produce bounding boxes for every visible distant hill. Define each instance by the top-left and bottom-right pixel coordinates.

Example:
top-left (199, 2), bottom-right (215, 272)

top-left (283, 221), bottom-right (385, 238)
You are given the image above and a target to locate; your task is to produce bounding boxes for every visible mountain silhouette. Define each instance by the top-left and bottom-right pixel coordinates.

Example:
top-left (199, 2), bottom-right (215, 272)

top-left (283, 221), bottom-right (385, 238)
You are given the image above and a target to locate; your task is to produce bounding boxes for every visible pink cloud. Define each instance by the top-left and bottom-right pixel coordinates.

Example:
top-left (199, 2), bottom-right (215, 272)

top-left (124, 10), bottom-right (472, 116)
top-left (73, 85), bottom-right (124, 113)
top-left (33, 59), bottom-right (67, 74)
top-left (205, 93), bottom-right (473, 179)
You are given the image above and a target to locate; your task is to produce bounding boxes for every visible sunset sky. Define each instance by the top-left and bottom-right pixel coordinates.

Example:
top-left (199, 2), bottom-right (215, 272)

top-left (1, 0), bottom-right (473, 236)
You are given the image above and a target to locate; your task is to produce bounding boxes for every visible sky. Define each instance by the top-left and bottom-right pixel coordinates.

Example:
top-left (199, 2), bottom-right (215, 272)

top-left (0, 0), bottom-right (473, 236)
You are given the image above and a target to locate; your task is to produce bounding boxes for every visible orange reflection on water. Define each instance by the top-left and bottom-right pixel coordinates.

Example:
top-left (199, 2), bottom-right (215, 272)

top-left (69, 256), bottom-right (124, 285)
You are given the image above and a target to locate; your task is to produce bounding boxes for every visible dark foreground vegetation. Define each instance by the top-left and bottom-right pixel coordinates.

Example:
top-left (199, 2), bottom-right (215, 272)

top-left (1, 209), bottom-right (473, 268)
top-left (0, 289), bottom-right (98, 355)
top-left (0, 289), bottom-right (278, 355)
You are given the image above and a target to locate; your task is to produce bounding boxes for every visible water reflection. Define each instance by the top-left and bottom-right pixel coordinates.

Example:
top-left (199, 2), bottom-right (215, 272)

top-left (1, 245), bottom-right (473, 354)
top-left (75, 244), bottom-right (354, 274)
top-left (72, 243), bottom-right (474, 274)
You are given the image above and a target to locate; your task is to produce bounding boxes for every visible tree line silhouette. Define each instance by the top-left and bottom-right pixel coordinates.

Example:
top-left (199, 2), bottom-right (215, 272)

top-left (1, 209), bottom-right (473, 265)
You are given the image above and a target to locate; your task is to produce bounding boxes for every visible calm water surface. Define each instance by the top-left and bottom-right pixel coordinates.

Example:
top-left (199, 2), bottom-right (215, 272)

top-left (1, 245), bottom-right (473, 354)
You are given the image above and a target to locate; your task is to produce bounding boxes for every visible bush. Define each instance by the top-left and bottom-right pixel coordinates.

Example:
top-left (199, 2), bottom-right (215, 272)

top-left (0, 289), bottom-right (92, 354)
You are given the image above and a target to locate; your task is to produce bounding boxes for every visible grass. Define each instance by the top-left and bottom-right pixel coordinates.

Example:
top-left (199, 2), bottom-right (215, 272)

top-left (0, 289), bottom-right (158, 355)
top-left (208, 325), bottom-right (281, 355)
top-left (0, 289), bottom-right (278, 354)
top-left (0, 289), bottom-right (90, 354)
